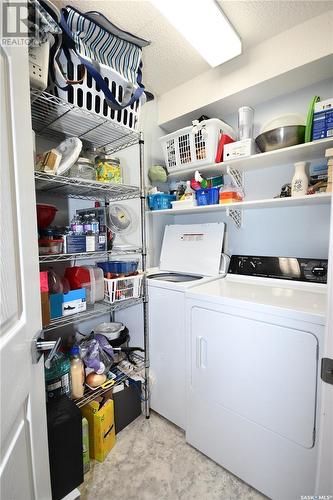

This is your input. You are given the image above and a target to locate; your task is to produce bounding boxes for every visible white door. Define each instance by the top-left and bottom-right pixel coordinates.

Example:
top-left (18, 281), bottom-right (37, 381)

top-left (0, 38), bottom-right (52, 500)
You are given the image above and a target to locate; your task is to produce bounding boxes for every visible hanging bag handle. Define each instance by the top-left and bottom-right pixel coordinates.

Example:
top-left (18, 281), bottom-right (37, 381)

top-left (59, 9), bottom-right (145, 111)
top-left (52, 43), bottom-right (86, 87)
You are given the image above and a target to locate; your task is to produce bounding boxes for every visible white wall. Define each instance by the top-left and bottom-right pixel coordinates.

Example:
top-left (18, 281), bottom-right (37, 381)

top-left (158, 11), bottom-right (333, 129)
top-left (148, 79), bottom-right (332, 262)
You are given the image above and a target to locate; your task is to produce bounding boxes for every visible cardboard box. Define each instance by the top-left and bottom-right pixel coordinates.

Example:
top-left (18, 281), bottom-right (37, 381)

top-left (86, 235), bottom-right (96, 252)
top-left (97, 233), bottom-right (107, 252)
top-left (49, 289), bottom-right (86, 319)
top-left (40, 271), bottom-right (49, 292)
top-left (62, 289), bottom-right (86, 316)
top-left (82, 418), bottom-right (90, 474)
top-left (40, 291), bottom-right (50, 326)
top-left (223, 139), bottom-right (257, 161)
top-left (81, 399), bottom-right (116, 462)
top-left (49, 293), bottom-right (63, 319)
top-left (63, 235), bottom-right (86, 254)
top-left (312, 98), bottom-right (333, 141)
top-left (314, 98), bottom-right (333, 113)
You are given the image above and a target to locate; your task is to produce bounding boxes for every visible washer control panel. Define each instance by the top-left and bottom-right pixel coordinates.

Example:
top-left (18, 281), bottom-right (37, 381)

top-left (228, 256), bottom-right (328, 283)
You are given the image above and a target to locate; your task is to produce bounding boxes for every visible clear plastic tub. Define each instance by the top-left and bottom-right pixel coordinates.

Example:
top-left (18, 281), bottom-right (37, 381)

top-left (69, 158), bottom-right (96, 180)
top-left (82, 266), bottom-right (104, 304)
top-left (39, 238), bottom-right (63, 255)
top-left (64, 266), bottom-right (104, 304)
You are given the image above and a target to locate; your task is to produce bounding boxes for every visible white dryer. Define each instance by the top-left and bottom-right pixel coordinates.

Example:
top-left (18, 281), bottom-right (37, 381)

top-left (148, 222), bottom-right (227, 429)
top-left (185, 255), bottom-right (328, 500)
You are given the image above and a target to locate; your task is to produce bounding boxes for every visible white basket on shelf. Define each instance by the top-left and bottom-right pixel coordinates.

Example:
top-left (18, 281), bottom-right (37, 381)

top-left (48, 51), bottom-right (143, 131)
top-left (104, 273), bottom-right (143, 304)
top-left (159, 119), bottom-right (236, 172)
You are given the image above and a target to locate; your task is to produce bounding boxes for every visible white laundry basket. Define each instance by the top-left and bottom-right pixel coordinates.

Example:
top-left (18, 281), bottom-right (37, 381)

top-left (104, 274), bottom-right (143, 304)
top-left (159, 119), bottom-right (236, 172)
top-left (29, 40), bottom-right (51, 91)
top-left (48, 50), bottom-right (143, 131)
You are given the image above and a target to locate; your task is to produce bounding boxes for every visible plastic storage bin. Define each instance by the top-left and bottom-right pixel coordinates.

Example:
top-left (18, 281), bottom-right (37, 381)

top-left (104, 274), bottom-right (143, 304)
top-left (39, 239), bottom-right (63, 255)
top-left (207, 187), bottom-right (220, 205)
top-left (64, 266), bottom-right (104, 304)
top-left (159, 119), bottom-right (236, 172)
top-left (147, 193), bottom-right (176, 210)
top-left (195, 189), bottom-right (209, 206)
top-left (97, 261), bottom-right (138, 276)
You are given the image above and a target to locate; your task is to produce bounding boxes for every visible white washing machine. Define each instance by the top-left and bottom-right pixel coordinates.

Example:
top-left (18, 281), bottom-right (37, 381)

top-left (185, 255), bottom-right (328, 500)
top-left (148, 222), bottom-right (228, 429)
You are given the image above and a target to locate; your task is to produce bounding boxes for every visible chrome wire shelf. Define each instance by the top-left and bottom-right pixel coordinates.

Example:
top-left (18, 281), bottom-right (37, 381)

top-left (43, 297), bottom-right (143, 332)
top-left (39, 247), bottom-right (142, 263)
top-left (30, 90), bottom-right (140, 153)
top-left (35, 171), bottom-right (139, 201)
top-left (75, 353), bottom-right (145, 408)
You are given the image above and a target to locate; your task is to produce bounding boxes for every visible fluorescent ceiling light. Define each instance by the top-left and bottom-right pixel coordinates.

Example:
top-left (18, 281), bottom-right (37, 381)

top-left (150, 0), bottom-right (242, 67)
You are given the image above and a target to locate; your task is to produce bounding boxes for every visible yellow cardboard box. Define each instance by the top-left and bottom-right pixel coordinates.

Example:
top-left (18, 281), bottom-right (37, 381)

top-left (81, 399), bottom-right (116, 462)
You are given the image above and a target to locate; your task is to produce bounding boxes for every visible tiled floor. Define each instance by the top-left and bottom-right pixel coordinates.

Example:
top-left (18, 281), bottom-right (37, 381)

top-left (80, 411), bottom-right (266, 500)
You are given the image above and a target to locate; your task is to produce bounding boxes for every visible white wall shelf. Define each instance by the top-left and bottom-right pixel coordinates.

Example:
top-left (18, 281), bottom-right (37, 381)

top-left (147, 193), bottom-right (331, 216)
top-left (167, 138), bottom-right (333, 181)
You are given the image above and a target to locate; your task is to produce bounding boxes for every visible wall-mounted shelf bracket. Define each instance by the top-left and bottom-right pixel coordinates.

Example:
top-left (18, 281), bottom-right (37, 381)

top-left (226, 207), bottom-right (242, 229)
top-left (226, 166), bottom-right (244, 196)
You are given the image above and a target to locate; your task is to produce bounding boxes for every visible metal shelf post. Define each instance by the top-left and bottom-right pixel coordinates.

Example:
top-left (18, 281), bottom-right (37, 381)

top-left (139, 132), bottom-right (150, 418)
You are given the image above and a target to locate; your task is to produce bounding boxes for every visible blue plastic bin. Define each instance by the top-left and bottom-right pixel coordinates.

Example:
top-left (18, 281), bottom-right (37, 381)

top-left (97, 261), bottom-right (138, 275)
top-left (147, 193), bottom-right (176, 210)
top-left (207, 187), bottom-right (220, 205)
top-left (196, 189), bottom-right (209, 206)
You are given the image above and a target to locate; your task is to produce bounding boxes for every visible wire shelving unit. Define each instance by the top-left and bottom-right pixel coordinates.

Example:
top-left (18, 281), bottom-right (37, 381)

top-left (35, 171), bottom-right (139, 201)
top-left (74, 353), bottom-right (145, 408)
top-left (32, 90), bottom-right (150, 417)
top-left (43, 298), bottom-right (143, 332)
top-left (39, 247), bottom-right (142, 263)
top-left (31, 90), bottom-right (140, 153)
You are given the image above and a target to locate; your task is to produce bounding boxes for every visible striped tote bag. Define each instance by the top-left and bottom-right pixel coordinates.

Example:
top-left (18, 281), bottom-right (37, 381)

top-left (55, 6), bottom-right (150, 110)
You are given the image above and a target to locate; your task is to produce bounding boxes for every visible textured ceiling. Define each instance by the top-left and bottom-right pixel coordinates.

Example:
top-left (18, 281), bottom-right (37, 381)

top-left (53, 0), bottom-right (333, 96)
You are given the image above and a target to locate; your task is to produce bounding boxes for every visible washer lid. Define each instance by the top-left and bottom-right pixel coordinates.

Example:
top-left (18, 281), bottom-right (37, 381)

top-left (159, 223), bottom-right (225, 276)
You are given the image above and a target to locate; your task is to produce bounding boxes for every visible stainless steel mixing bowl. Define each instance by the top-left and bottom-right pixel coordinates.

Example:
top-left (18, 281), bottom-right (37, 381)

top-left (255, 125), bottom-right (306, 152)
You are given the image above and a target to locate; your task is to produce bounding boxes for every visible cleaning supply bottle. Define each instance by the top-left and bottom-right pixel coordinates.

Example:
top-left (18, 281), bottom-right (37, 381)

top-left (70, 346), bottom-right (85, 399)
top-left (44, 352), bottom-right (71, 401)
top-left (181, 181), bottom-right (194, 201)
